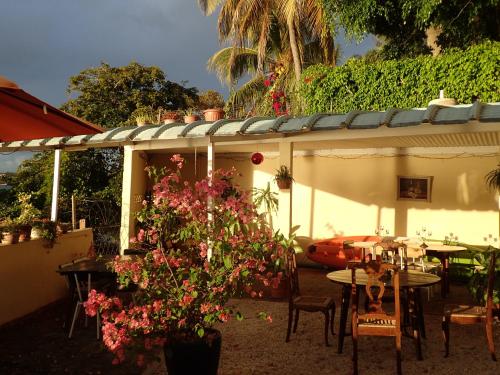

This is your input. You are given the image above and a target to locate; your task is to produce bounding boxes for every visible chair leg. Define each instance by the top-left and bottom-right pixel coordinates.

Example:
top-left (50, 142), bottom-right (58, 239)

top-left (442, 315), bottom-right (450, 358)
top-left (324, 311), bottom-right (330, 346)
top-left (330, 305), bottom-right (335, 335)
top-left (396, 333), bottom-right (402, 375)
top-left (293, 309), bottom-right (300, 333)
top-left (485, 320), bottom-right (497, 361)
top-left (96, 311), bottom-right (101, 340)
top-left (286, 307), bottom-right (293, 343)
top-left (68, 302), bottom-right (81, 339)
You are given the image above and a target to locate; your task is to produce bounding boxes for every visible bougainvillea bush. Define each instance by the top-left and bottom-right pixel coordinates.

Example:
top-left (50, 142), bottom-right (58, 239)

top-left (85, 155), bottom-right (291, 365)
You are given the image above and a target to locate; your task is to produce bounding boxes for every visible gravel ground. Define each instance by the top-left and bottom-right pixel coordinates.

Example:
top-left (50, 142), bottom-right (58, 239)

top-left (0, 267), bottom-right (499, 375)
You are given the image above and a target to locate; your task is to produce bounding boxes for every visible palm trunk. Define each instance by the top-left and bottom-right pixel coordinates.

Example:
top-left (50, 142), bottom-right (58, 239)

top-left (287, 17), bottom-right (301, 82)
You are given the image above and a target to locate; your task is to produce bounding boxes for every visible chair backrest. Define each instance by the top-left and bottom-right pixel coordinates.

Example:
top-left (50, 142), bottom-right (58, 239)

top-left (351, 260), bottom-right (401, 329)
top-left (374, 241), bottom-right (408, 269)
top-left (486, 250), bottom-right (497, 314)
top-left (285, 249), bottom-right (300, 301)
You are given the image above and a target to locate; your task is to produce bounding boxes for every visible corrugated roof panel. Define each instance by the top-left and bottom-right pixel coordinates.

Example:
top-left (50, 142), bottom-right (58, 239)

top-left (388, 108), bottom-right (426, 127)
top-left (184, 123), bottom-right (213, 137)
top-left (278, 117), bottom-right (308, 132)
top-left (64, 134), bottom-right (91, 146)
top-left (432, 105), bottom-right (472, 124)
top-left (480, 103), bottom-right (500, 122)
top-left (348, 112), bottom-right (384, 129)
top-left (156, 124), bottom-right (187, 138)
top-left (132, 125), bottom-right (164, 141)
top-left (212, 120), bottom-right (245, 136)
top-left (43, 136), bottom-right (69, 147)
top-left (311, 114), bottom-right (346, 130)
top-left (244, 119), bottom-right (276, 134)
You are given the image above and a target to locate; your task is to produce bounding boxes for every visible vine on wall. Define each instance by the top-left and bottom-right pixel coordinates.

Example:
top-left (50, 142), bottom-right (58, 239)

top-left (301, 41), bottom-right (500, 114)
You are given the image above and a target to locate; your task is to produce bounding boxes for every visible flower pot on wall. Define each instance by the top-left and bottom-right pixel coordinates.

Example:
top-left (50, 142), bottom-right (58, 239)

top-left (203, 108), bottom-right (224, 122)
top-left (18, 225), bottom-right (32, 242)
top-left (1, 231), bottom-right (20, 245)
top-left (163, 119), bottom-right (176, 124)
top-left (183, 115), bottom-right (200, 124)
top-left (164, 329), bottom-right (221, 375)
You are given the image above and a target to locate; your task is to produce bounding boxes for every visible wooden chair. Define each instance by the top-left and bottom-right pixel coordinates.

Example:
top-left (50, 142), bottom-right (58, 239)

top-left (352, 260), bottom-right (402, 375)
top-left (285, 249), bottom-right (336, 346)
top-left (442, 250), bottom-right (497, 361)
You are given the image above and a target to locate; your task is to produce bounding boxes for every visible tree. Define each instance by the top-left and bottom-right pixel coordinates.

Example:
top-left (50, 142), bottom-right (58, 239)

top-left (61, 61), bottom-right (198, 128)
top-left (199, 0), bottom-right (335, 83)
top-left (202, 1), bottom-right (338, 116)
top-left (322, 0), bottom-right (500, 59)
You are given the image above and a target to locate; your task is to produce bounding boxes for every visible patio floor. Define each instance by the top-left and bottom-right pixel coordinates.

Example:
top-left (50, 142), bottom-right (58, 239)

top-left (1, 267), bottom-right (499, 374)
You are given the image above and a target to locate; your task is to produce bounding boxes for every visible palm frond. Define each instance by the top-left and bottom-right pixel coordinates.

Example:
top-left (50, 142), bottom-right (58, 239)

top-left (207, 47), bottom-right (260, 85)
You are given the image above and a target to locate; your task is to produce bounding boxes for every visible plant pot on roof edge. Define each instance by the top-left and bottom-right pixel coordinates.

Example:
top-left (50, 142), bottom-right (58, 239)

top-left (203, 108), bottom-right (224, 122)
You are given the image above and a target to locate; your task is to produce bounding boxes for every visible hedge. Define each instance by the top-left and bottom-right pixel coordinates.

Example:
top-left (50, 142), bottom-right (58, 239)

top-left (301, 41), bottom-right (500, 114)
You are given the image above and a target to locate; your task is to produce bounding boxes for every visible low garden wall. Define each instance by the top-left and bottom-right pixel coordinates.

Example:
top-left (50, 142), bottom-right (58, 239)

top-left (0, 228), bottom-right (93, 326)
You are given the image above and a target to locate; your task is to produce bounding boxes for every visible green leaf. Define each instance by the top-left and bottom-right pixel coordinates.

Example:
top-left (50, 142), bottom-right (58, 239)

top-left (197, 327), bottom-right (205, 338)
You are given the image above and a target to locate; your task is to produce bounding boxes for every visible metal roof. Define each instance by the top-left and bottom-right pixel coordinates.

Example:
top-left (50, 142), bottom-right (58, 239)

top-left (1, 102), bottom-right (499, 152)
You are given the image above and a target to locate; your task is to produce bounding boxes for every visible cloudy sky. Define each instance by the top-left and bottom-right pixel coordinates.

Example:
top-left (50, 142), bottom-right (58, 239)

top-left (0, 0), bottom-right (374, 171)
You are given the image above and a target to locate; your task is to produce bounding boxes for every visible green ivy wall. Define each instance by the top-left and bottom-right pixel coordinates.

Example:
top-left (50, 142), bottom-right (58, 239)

top-left (301, 41), bottom-right (500, 114)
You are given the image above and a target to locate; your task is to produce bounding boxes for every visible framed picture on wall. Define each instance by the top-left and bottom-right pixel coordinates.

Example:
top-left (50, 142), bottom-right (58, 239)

top-left (397, 176), bottom-right (433, 202)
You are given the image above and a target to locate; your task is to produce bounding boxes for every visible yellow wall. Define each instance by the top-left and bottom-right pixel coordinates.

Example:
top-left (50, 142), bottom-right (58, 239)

top-left (145, 150), bottom-right (498, 245)
top-left (0, 229), bottom-right (92, 326)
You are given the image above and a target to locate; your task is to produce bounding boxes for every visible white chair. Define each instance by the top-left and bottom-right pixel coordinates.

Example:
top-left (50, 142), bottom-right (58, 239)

top-left (68, 272), bottom-right (101, 339)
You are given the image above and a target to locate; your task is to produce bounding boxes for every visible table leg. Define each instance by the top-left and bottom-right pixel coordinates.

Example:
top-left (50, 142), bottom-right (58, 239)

top-left (338, 284), bottom-right (351, 354)
top-left (439, 254), bottom-right (450, 298)
top-left (415, 288), bottom-right (426, 339)
top-left (64, 279), bottom-right (76, 333)
top-left (408, 287), bottom-right (423, 360)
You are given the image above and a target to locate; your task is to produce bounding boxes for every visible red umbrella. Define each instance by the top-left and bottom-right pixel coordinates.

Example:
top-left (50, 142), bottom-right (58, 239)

top-left (0, 76), bottom-right (103, 142)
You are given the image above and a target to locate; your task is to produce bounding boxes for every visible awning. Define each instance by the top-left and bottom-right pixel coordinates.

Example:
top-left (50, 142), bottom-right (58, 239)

top-left (0, 76), bottom-right (103, 142)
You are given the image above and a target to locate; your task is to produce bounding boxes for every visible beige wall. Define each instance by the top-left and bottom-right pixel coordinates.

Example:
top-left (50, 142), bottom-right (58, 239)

top-left (0, 229), bottom-right (92, 326)
top-left (141, 149), bottom-right (498, 246)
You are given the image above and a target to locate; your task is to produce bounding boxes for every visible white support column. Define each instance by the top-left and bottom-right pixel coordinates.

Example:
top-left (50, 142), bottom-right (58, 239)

top-left (278, 142), bottom-right (293, 236)
top-left (50, 149), bottom-right (62, 222)
top-left (207, 142), bottom-right (215, 261)
top-left (120, 146), bottom-right (147, 254)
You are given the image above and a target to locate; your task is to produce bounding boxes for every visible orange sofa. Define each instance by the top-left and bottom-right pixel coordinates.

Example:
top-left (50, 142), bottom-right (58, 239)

top-left (306, 235), bottom-right (381, 269)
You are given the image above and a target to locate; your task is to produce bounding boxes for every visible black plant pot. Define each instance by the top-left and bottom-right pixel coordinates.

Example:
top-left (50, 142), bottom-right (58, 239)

top-left (164, 328), bottom-right (221, 375)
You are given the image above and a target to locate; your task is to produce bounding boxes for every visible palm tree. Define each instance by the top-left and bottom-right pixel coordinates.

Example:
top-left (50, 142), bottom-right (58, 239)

top-left (198, 0), bottom-right (336, 81)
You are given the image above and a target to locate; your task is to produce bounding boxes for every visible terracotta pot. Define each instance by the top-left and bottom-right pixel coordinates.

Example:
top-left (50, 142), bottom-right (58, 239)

top-left (163, 119), bottom-right (177, 124)
top-left (183, 115), bottom-right (200, 124)
top-left (203, 108), bottom-right (224, 122)
top-left (18, 224), bottom-right (32, 242)
top-left (277, 179), bottom-right (291, 189)
top-left (1, 231), bottom-right (20, 245)
top-left (136, 119), bottom-right (147, 126)
top-left (31, 227), bottom-right (43, 239)
top-left (164, 329), bottom-right (221, 375)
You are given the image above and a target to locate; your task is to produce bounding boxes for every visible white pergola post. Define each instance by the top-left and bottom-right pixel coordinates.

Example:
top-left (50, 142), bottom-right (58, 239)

top-left (50, 149), bottom-right (62, 222)
top-left (120, 146), bottom-right (147, 254)
top-left (207, 142), bottom-right (215, 261)
top-left (278, 142), bottom-right (293, 235)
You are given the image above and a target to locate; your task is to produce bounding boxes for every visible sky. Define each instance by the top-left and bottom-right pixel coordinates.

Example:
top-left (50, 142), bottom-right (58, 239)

top-left (0, 0), bottom-right (375, 172)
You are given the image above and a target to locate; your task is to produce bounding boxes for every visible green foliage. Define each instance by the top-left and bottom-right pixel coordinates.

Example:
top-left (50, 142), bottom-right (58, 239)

top-left (61, 61), bottom-right (198, 128)
top-left (198, 90), bottom-right (225, 110)
top-left (301, 41), bottom-right (500, 114)
top-left (321, 0), bottom-right (500, 59)
top-left (467, 248), bottom-right (500, 305)
top-left (274, 165), bottom-right (294, 183)
top-left (15, 193), bottom-right (41, 225)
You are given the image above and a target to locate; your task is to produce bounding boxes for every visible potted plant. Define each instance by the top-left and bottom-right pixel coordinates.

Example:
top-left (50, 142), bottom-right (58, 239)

top-left (0, 218), bottom-right (20, 245)
top-left (32, 219), bottom-right (58, 248)
top-left (161, 110), bottom-right (181, 124)
top-left (182, 108), bottom-right (200, 124)
top-left (85, 155), bottom-right (290, 373)
top-left (274, 165), bottom-right (294, 189)
top-left (199, 90), bottom-right (225, 122)
top-left (15, 193), bottom-right (41, 242)
top-left (132, 106), bottom-right (155, 126)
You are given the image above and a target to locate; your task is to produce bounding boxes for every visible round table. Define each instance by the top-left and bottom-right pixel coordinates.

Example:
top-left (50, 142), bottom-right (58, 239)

top-left (424, 244), bottom-right (468, 298)
top-left (327, 269), bottom-right (440, 360)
